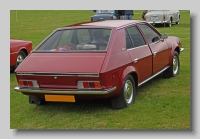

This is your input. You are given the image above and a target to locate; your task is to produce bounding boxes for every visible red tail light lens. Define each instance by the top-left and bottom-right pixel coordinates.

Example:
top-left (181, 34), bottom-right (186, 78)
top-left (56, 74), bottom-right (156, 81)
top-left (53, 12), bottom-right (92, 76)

top-left (163, 14), bottom-right (166, 19)
top-left (89, 82), bottom-right (101, 88)
top-left (19, 80), bottom-right (24, 87)
top-left (28, 81), bottom-right (33, 87)
top-left (18, 80), bottom-right (39, 88)
top-left (77, 81), bottom-right (101, 89)
top-left (144, 15), bottom-right (146, 20)
top-left (83, 82), bottom-right (89, 88)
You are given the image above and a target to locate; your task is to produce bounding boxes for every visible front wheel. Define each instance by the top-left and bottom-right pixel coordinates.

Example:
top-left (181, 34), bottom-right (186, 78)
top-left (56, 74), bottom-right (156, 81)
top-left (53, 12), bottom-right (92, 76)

top-left (167, 19), bottom-right (172, 27)
top-left (111, 75), bottom-right (136, 109)
top-left (163, 51), bottom-right (180, 78)
top-left (14, 50), bottom-right (26, 69)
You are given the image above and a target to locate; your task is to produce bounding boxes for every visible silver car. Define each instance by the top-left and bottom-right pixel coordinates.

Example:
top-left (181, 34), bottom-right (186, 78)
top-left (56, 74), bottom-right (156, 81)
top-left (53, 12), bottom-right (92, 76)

top-left (143, 10), bottom-right (180, 27)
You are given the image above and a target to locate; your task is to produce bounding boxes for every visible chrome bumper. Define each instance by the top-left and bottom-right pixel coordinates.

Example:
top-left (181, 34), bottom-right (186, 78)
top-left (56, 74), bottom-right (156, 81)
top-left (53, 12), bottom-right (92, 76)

top-left (14, 86), bottom-right (116, 95)
top-left (147, 20), bottom-right (169, 24)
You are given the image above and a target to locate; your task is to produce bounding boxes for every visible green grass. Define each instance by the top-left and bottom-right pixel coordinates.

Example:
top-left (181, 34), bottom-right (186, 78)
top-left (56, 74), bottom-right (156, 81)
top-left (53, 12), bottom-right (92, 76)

top-left (10, 10), bottom-right (190, 129)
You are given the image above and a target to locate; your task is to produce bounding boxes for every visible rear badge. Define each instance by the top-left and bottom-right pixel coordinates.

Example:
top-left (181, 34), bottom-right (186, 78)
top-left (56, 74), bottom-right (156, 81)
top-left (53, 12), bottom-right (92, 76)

top-left (54, 76), bottom-right (57, 79)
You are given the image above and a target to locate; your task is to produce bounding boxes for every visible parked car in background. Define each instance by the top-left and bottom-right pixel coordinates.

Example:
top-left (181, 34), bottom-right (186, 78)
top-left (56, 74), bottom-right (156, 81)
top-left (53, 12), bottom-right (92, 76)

top-left (14, 20), bottom-right (184, 109)
top-left (143, 10), bottom-right (180, 27)
top-left (91, 10), bottom-right (119, 21)
top-left (10, 39), bottom-right (32, 72)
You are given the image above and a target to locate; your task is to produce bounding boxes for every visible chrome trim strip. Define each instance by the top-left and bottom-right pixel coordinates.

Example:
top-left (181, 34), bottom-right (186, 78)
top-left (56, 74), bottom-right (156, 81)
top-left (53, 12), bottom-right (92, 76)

top-left (16, 72), bottom-right (99, 77)
top-left (147, 20), bottom-right (169, 24)
top-left (10, 52), bottom-right (18, 55)
top-left (127, 45), bottom-right (148, 51)
top-left (116, 21), bottom-right (144, 30)
top-left (148, 39), bottom-right (161, 45)
top-left (14, 86), bottom-right (116, 95)
top-left (138, 66), bottom-right (169, 86)
top-left (117, 24), bottom-right (133, 30)
top-left (180, 48), bottom-right (184, 52)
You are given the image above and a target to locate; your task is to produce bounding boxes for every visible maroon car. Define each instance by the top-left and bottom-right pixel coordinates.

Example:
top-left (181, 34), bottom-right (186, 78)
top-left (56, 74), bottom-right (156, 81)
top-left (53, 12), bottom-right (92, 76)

top-left (10, 39), bottom-right (32, 72)
top-left (14, 20), bottom-right (184, 109)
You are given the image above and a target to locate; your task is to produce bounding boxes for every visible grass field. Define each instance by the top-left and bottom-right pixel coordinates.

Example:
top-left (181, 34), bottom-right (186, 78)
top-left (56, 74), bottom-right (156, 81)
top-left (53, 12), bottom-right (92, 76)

top-left (10, 10), bottom-right (190, 129)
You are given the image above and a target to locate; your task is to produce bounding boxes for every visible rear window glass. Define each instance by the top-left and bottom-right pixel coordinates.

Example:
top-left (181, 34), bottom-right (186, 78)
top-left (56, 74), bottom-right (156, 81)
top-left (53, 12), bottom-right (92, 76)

top-left (96, 10), bottom-right (114, 14)
top-left (35, 28), bottom-right (112, 52)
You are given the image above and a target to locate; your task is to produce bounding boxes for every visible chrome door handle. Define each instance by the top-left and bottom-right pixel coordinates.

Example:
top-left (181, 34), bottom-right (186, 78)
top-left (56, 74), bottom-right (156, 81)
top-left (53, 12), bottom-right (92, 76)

top-left (134, 58), bottom-right (138, 63)
top-left (121, 47), bottom-right (126, 50)
top-left (153, 52), bottom-right (157, 57)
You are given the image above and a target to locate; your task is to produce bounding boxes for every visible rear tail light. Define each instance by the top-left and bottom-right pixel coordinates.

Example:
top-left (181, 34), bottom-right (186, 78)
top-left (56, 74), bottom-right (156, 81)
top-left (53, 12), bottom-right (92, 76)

top-left (18, 80), bottom-right (39, 88)
top-left (110, 16), bottom-right (113, 20)
top-left (144, 15), bottom-right (146, 20)
top-left (77, 81), bottom-right (101, 89)
top-left (163, 14), bottom-right (166, 20)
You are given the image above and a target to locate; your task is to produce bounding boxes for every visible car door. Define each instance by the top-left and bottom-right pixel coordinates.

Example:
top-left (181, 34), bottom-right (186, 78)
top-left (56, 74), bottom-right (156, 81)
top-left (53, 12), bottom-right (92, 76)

top-left (137, 23), bottom-right (170, 74)
top-left (125, 26), bottom-right (153, 83)
top-left (171, 10), bottom-right (177, 21)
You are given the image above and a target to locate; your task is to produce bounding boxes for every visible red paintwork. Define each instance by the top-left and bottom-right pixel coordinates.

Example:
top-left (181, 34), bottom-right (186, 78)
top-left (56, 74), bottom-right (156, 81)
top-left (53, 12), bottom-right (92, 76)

top-left (14, 20), bottom-right (182, 101)
top-left (10, 39), bottom-right (32, 67)
top-left (16, 53), bottom-right (106, 73)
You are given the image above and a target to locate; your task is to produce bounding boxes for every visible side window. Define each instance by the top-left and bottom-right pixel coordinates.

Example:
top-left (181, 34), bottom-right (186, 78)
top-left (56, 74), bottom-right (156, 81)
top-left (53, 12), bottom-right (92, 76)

top-left (138, 24), bottom-right (160, 44)
top-left (53, 30), bottom-right (74, 47)
top-left (126, 26), bottom-right (146, 48)
top-left (77, 29), bottom-right (91, 43)
top-left (102, 29), bottom-right (111, 41)
top-left (125, 30), bottom-right (134, 49)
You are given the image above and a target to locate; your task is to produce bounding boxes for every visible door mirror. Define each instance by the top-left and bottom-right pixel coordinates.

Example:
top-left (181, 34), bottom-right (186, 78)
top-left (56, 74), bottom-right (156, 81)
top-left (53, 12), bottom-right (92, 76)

top-left (161, 34), bottom-right (168, 39)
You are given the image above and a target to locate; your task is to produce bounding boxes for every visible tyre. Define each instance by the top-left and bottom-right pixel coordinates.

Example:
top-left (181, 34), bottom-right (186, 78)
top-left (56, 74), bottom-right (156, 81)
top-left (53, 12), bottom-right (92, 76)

top-left (111, 75), bottom-right (136, 109)
top-left (176, 15), bottom-right (180, 24)
top-left (163, 51), bottom-right (180, 78)
top-left (14, 50), bottom-right (26, 69)
top-left (167, 18), bottom-right (172, 27)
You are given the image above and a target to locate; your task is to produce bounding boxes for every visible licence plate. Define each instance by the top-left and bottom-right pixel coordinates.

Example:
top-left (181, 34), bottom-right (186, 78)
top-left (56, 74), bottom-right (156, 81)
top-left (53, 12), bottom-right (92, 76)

top-left (151, 16), bottom-right (158, 19)
top-left (45, 95), bottom-right (75, 102)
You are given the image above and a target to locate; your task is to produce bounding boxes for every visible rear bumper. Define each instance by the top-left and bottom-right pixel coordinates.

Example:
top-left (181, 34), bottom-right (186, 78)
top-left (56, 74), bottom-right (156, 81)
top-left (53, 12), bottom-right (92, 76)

top-left (147, 20), bottom-right (169, 24)
top-left (14, 86), bottom-right (116, 95)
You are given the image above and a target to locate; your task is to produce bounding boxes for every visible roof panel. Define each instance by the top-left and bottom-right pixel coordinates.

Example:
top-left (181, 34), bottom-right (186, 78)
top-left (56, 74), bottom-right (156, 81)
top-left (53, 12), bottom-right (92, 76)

top-left (61, 20), bottom-right (145, 29)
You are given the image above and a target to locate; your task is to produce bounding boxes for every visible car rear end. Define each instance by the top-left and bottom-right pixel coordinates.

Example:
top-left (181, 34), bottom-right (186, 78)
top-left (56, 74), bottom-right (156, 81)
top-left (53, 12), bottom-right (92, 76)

top-left (14, 27), bottom-right (117, 104)
top-left (14, 52), bottom-right (118, 104)
top-left (144, 10), bottom-right (170, 25)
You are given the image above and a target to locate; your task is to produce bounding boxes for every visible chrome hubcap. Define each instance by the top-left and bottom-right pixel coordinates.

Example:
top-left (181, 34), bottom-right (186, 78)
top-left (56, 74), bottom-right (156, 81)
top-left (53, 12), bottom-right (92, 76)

top-left (17, 54), bottom-right (25, 66)
top-left (124, 80), bottom-right (133, 104)
top-left (169, 20), bottom-right (172, 27)
top-left (173, 56), bottom-right (179, 75)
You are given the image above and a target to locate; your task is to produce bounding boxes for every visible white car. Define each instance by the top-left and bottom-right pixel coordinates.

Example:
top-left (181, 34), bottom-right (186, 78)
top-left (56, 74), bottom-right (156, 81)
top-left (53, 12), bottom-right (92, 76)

top-left (143, 10), bottom-right (180, 27)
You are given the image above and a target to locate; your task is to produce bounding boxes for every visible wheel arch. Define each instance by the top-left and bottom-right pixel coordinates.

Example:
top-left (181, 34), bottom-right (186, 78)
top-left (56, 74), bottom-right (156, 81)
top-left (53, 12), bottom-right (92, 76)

top-left (19, 48), bottom-right (28, 56)
top-left (169, 46), bottom-right (180, 65)
top-left (170, 16), bottom-right (173, 22)
top-left (120, 66), bottom-right (138, 89)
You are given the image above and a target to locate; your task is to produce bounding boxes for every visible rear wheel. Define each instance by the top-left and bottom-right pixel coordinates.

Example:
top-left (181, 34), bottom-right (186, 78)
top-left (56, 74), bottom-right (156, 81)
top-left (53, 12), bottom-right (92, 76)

top-left (15, 50), bottom-right (26, 69)
top-left (167, 18), bottom-right (172, 27)
top-left (163, 51), bottom-right (180, 78)
top-left (176, 15), bottom-right (180, 24)
top-left (111, 75), bottom-right (136, 109)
